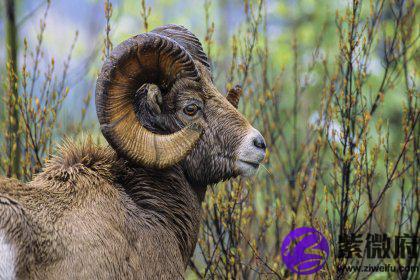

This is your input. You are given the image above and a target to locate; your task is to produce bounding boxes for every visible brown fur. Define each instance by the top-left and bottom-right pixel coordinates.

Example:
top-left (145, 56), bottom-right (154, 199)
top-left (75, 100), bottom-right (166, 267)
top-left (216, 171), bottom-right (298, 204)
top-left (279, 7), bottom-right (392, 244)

top-left (0, 139), bottom-right (203, 279)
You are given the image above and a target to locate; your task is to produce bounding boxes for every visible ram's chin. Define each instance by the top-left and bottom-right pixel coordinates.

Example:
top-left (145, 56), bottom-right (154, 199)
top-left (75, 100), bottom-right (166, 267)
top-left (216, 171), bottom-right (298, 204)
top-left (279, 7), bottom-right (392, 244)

top-left (235, 160), bottom-right (260, 177)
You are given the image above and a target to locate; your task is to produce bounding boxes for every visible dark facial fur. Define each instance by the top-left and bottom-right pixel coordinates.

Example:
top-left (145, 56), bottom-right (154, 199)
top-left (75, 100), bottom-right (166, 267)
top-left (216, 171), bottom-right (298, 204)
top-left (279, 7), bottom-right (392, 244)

top-left (135, 63), bottom-right (251, 187)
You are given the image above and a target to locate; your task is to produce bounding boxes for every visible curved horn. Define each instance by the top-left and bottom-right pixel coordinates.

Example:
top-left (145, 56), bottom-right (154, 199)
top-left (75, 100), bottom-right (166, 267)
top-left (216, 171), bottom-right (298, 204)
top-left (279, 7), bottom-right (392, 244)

top-left (152, 24), bottom-right (211, 71)
top-left (96, 33), bottom-right (203, 169)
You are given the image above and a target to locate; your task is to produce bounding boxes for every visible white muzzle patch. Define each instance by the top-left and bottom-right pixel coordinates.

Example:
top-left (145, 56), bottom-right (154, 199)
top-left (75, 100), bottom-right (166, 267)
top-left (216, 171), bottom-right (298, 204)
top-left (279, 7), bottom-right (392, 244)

top-left (235, 127), bottom-right (266, 176)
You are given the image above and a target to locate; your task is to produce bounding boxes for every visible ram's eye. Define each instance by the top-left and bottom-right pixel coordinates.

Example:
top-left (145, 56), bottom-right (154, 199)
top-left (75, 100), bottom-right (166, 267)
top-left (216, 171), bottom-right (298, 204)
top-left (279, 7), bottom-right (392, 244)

top-left (183, 104), bottom-right (199, 116)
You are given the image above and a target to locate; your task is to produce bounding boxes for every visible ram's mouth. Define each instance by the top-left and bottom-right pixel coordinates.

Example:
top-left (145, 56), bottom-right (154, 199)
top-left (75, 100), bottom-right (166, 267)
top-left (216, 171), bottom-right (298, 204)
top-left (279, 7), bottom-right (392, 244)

top-left (235, 159), bottom-right (262, 177)
top-left (238, 160), bottom-right (260, 169)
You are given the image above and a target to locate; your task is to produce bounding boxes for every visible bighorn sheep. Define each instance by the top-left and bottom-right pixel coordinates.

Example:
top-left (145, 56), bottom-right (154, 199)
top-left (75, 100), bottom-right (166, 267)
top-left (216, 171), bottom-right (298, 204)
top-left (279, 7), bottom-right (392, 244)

top-left (0, 25), bottom-right (266, 279)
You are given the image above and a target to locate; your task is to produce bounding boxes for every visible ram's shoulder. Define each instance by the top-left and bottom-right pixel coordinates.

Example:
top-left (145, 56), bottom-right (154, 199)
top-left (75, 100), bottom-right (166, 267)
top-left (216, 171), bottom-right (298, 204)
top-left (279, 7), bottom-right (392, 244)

top-left (0, 180), bottom-right (32, 273)
top-left (0, 177), bottom-right (32, 231)
top-left (0, 190), bottom-right (27, 228)
top-left (0, 177), bottom-right (32, 214)
top-left (0, 191), bottom-right (33, 280)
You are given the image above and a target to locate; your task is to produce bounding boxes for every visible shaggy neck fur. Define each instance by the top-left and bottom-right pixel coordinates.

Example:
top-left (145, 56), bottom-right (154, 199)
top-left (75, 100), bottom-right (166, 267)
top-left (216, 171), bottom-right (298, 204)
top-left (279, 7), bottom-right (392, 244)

top-left (42, 140), bottom-right (207, 267)
top-left (113, 151), bottom-right (207, 265)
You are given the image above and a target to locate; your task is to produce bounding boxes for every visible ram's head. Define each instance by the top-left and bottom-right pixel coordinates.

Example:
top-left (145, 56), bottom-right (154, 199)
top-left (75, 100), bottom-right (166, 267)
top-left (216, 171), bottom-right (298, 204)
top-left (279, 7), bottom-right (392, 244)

top-left (96, 25), bottom-right (266, 185)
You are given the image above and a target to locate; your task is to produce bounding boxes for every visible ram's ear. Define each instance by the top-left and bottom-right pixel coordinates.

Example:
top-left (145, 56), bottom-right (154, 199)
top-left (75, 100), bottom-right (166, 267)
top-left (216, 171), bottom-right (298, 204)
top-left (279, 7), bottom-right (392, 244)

top-left (140, 84), bottom-right (163, 114)
top-left (226, 85), bottom-right (242, 109)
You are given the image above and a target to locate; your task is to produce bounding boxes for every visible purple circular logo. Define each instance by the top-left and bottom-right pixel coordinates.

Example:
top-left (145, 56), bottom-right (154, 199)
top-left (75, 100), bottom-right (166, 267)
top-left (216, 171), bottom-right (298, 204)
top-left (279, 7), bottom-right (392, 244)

top-left (281, 227), bottom-right (329, 275)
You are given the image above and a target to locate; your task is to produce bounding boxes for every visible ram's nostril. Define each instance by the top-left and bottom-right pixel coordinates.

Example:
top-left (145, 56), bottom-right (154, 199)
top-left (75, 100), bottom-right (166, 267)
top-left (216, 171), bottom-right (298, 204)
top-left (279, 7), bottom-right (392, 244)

top-left (253, 135), bottom-right (266, 150)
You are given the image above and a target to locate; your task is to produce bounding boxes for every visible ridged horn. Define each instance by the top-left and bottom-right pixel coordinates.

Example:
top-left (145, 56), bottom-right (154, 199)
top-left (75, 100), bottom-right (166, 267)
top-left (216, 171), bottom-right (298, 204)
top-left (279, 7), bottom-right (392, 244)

top-left (152, 24), bottom-right (211, 71)
top-left (96, 33), bottom-right (203, 169)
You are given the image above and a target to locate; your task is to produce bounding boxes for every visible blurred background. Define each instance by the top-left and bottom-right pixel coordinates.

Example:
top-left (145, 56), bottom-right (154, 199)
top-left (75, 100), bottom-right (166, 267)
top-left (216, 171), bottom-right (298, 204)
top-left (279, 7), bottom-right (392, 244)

top-left (0, 0), bottom-right (418, 279)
